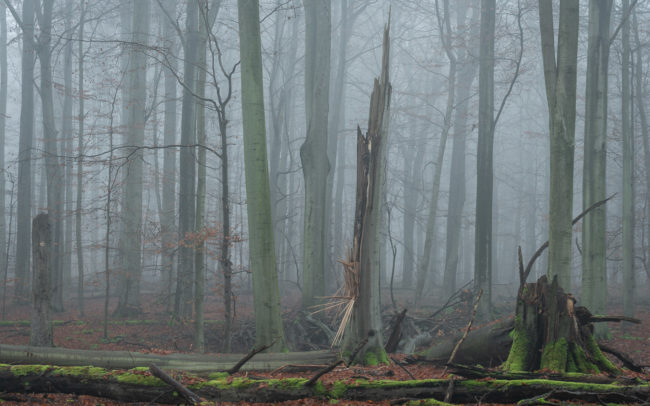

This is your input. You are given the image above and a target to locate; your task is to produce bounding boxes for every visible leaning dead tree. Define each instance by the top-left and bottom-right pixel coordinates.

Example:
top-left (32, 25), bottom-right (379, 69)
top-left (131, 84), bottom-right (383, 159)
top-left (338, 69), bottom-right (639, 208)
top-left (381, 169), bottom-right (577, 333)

top-left (337, 16), bottom-right (392, 365)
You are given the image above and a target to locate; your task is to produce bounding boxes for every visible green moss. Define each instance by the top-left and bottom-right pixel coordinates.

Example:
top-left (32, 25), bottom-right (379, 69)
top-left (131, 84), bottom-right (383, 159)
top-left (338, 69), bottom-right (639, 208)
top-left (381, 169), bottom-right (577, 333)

top-left (50, 366), bottom-right (107, 379)
top-left (10, 365), bottom-right (51, 376)
top-left (115, 371), bottom-right (164, 386)
top-left (503, 320), bottom-right (532, 372)
top-left (406, 399), bottom-right (454, 406)
top-left (190, 376), bottom-right (255, 390)
top-left (362, 347), bottom-right (389, 366)
top-left (569, 343), bottom-right (599, 374)
top-left (540, 338), bottom-right (568, 372)
top-left (329, 381), bottom-right (348, 398)
top-left (459, 378), bottom-right (642, 392)
top-left (268, 378), bottom-right (308, 390)
top-left (207, 372), bottom-right (229, 380)
top-left (584, 334), bottom-right (618, 374)
top-left (312, 380), bottom-right (327, 397)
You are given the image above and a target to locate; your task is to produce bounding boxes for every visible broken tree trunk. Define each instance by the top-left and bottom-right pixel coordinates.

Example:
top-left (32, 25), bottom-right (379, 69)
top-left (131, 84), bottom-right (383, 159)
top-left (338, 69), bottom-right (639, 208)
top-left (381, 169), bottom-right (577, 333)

top-left (30, 213), bottom-right (53, 347)
top-left (1, 364), bottom-right (649, 404)
top-left (504, 275), bottom-right (617, 374)
top-left (340, 17), bottom-right (391, 365)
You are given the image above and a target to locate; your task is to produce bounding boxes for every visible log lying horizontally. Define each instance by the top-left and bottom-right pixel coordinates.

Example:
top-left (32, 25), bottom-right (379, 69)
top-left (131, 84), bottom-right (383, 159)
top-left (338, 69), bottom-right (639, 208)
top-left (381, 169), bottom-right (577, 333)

top-left (0, 344), bottom-right (336, 373)
top-left (1, 364), bottom-right (649, 404)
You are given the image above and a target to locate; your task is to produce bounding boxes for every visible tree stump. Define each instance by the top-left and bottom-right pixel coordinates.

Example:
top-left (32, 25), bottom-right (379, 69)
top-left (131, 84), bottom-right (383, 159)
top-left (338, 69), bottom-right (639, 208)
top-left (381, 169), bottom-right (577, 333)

top-left (503, 275), bottom-right (616, 374)
top-left (30, 213), bottom-right (53, 347)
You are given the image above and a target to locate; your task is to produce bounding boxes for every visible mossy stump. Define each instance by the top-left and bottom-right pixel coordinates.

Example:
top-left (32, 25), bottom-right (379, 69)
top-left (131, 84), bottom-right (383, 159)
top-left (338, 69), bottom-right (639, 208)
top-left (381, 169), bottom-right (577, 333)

top-left (503, 275), bottom-right (617, 374)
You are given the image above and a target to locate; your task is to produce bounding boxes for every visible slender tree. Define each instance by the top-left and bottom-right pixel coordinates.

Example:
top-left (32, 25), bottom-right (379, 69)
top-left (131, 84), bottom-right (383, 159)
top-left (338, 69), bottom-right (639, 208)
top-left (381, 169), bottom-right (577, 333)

top-left (115, 0), bottom-right (150, 316)
top-left (581, 0), bottom-right (612, 337)
top-left (0, 2), bottom-right (6, 275)
top-left (76, 0), bottom-right (86, 317)
top-left (237, 0), bottom-right (286, 351)
top-left (300, 0), bottom-right (331, 307)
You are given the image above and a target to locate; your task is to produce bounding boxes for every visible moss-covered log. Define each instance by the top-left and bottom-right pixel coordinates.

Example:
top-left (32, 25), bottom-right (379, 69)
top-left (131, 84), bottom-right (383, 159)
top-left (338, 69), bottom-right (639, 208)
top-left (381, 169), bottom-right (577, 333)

top-left (1, 364), bottom-right (649, 404)
top-left (504, 275), bottom-right (618, 374)
top-left (0, 344), bottom-right (335, 373)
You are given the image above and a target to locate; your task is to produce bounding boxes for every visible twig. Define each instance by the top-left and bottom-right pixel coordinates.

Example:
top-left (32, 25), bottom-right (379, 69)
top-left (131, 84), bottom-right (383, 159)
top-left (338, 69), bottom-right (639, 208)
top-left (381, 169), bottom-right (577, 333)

top-left (445, 289), bottom-right (483, 368)
top-left (389, 356), bottom-right (416, 380)
top-left (589, 315), bottom-right (641, 324)
top-left (226, 340), bottom-right (275, 374)
top-left (149, 363), bottom-right (200, 405)
top-left (522, 194), bottom-right (615, 285)
top-left (305, 360), bottom-right (344, 387)
top-left (517, 246), bottom-right (525, 288)
top-left (270, 364), bottom-right (328, 375)
top-left (429, 280), bottom-right (473, 319)
top-left (518, 390), bottom-right (558, 406)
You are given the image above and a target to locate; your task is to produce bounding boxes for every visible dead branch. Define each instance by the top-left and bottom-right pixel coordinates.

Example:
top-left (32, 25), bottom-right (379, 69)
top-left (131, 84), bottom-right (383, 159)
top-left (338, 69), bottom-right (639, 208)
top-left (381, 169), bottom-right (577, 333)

top-left (389, 356), bottom-right (415, 380)
top-left (149, 363), bottom-right (200, 405)
top-left (384, 308), bottom-right (407, 353)
top-left (522, 195), bottom-right (615, 285)
top-left (598, 344), bottom-right (643, 373)
top-left (304, 360), bottom-right (344, 387)
top-left (226, 340), bottom-right (276, 374)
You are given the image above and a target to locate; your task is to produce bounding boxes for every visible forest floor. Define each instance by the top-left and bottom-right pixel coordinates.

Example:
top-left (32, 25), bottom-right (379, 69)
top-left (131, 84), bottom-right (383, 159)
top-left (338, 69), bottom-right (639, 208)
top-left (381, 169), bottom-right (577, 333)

top-left (0, 287), bottom-right (648, 405)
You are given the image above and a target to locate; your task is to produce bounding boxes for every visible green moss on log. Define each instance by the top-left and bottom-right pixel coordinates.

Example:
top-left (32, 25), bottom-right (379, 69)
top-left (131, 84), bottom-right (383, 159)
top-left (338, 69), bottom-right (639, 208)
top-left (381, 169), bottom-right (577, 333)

top-left (584, 334), bottom-right (618, 374)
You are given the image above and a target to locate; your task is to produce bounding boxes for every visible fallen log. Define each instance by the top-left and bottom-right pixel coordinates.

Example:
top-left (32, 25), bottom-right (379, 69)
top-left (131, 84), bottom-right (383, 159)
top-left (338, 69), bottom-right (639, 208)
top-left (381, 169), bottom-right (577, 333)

top-left (1, 364), bottom-right (649, 404)
top-left (415, 317), bottom-right (513, 367)
top-left (0, 344), bottom-right (336, 373)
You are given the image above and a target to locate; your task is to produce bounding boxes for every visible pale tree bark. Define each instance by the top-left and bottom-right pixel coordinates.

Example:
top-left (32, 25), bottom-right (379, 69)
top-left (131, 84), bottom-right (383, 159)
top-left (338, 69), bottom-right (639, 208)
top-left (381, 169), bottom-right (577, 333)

top-left (175, 0), bottom-right (199, 319)
top-left (634, 10), bottom-right (650, 293)
top-left (62, 0), bottom-right (74, 291)
top-left (36, 0), bottom-right (64, 312)
top-left (539, 0), bottom-right (580, 289)
top-left (237, 0), bottom-right (286, 351)
top-left (158, 0), bottom-right (178, 308)
top-left (474, 0), bottom-right (496, 319)
top-left (415, 0), bottom-right (456, 304)
top-left (342, 20), bottom-right (391, 365)
top-left (443, 0), bottom-right (479, 295)
top-left (621, 0), bottom-right (634, 320)
top-left (581, 0), bottom-right (612, 337)
top-left (300, 0), bottom-right (331, 308)
top-left (0, 2), bottom-right (6, 279)
top-left (76, 0), bottom-right (86, 318)
top-left (115, 0), bottom-right (149, 317)
top-left (13, 0), bottom-right (35, 300)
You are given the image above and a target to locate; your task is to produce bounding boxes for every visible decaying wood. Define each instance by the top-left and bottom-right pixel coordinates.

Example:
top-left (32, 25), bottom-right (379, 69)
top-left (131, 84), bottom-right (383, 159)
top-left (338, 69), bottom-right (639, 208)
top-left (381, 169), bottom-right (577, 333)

top-left (598, 344), bottom-right (644, 373)
top-left (384, 308), bottom-right (407, 353)
top-left (227, 340), bottom-right (275, 374)
top-left (149, 363), bottom-right (200, 404)
top-left (415, 318), bottom-right (514, 367)
top-left (0, 343), bottom-right (335, 373)
top-left (2, 365), bottom-right (650, 404)
top-left (305, 360), bottom-right (343, 386)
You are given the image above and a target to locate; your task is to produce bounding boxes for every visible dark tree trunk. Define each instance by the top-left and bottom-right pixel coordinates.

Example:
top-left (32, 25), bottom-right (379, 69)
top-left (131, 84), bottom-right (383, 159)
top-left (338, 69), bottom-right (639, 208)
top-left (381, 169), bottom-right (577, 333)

top-left (30, 213), bottom-right (53, 347)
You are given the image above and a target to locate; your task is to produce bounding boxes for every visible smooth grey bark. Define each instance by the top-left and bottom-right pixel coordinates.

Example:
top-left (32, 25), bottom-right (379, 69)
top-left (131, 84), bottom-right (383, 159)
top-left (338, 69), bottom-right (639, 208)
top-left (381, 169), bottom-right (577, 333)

top-left (13, 0), bottom-right (35, 299)
top-left (175, 0), bottom-right (199, 319)
top-left (474, 0), bottom-right (496, 318)
top-left (237, 0), bottom-right (286, 351)
top-left (115, 0), bottom-right (149, 316)
top-left (0, 2), bottom-right (6, 283)
top-left (159, 0), bottom-right (178, 307)
top-left (76, 0), bottom-right (86, 318)
top-left (415, 0), bottom-right (456, 303)
top-left (539, 0), bottom-right (580, 289)
top-left (621, 0), bottom-right (634, 319)
top-left (634, 11), bottom-right (650, 296)
top-left (62, 0), bottom-right (74, 291)
top-left (581, 0), bottom-right (612, 337)
top-left (443, 1), bottom-right (479, 294)
top-left (300, 0), bottom-right (331, 308)
top-left (30, 213), bottom-right (52, 347)
top-left (35, 0), bottom-right (64, 312)
top-left (401, 130), bottom-right (425, 289)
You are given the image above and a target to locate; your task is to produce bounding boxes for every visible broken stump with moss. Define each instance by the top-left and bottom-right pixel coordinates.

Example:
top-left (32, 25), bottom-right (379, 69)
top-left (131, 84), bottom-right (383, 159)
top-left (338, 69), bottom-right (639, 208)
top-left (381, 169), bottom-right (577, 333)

top-left (503, 275), bottom-right (617, 374)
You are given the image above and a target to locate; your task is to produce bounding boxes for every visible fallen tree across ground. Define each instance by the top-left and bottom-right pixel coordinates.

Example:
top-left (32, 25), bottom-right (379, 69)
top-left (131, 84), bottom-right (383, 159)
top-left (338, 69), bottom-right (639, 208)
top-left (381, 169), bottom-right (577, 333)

top-left (1, 363), bottom-right (649, 404)
top-left (0, 344), bottom-right (335, 373)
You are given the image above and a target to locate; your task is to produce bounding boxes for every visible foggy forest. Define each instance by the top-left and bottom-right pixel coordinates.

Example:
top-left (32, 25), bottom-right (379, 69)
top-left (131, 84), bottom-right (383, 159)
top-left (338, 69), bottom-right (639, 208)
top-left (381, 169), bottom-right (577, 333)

top-left (0, 0), bottom-right (649, 404)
